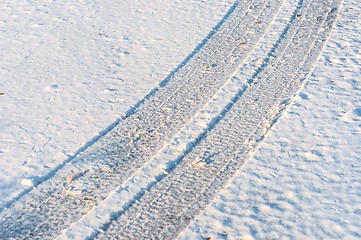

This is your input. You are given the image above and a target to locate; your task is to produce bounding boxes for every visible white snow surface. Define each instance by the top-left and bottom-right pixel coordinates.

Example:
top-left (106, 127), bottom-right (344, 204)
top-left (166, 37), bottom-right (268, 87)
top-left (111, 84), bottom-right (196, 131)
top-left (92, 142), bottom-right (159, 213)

top-left (1, 0), bottom-right (360, 239)
top-left (180, 0), bottom-right (361, 239)
top-left (0, 0), bottom-right (234, 206)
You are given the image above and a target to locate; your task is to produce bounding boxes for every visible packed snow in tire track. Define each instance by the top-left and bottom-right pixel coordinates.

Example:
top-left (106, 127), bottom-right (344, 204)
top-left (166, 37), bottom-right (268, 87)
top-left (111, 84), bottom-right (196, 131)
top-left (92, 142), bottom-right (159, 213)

top-left (0, 0), bottom-right (284, 239)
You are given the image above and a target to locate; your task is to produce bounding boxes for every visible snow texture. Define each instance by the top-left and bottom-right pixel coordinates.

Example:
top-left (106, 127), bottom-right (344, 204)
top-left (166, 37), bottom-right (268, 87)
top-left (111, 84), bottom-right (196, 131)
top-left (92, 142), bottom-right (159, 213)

top-left (180, 0), bottom-right (361, 239)
top-left (0, 0), bottom-right (359, 239)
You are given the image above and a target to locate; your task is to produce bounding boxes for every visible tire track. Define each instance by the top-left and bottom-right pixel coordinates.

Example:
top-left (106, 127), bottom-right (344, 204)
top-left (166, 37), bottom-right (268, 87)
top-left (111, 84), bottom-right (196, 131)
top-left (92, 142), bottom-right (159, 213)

top-left (97, 0), bottom-right (340, 239)
top-left (0, 1), bottom-right (283, 239)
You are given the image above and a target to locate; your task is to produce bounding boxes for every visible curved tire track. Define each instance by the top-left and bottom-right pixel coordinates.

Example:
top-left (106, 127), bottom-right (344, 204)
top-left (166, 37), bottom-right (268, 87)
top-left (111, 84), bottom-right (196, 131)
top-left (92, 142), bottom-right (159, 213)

top-left (96, 0), bottom-right (340, 239)
top-left (0, 0), bottom-right (283, 239)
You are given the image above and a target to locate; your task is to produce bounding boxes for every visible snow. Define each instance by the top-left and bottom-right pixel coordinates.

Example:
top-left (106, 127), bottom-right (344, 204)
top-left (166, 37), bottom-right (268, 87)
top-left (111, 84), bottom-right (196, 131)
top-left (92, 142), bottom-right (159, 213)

top-left (0, 0), bottom-right (234, 207)
top-left (179, 0), bottom-right (361, 239)
top-left (1, 0), bottom-right (360, 239)
top-left (57, 43), bottom-right (248, 240)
